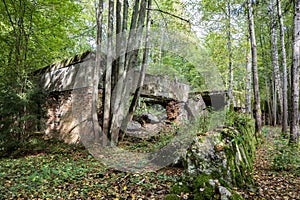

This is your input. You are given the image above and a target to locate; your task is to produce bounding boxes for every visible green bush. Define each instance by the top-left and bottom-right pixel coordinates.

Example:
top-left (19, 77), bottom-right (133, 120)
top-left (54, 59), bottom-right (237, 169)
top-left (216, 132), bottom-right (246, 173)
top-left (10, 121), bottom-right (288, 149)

top-left (0, 78), bottom-right (45, 157)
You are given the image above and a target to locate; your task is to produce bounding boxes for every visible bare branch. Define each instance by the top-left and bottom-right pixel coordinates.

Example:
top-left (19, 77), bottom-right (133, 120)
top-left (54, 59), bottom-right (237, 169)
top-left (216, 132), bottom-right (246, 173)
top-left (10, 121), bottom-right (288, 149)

top-left (147, 8), bottom-right (190, 24)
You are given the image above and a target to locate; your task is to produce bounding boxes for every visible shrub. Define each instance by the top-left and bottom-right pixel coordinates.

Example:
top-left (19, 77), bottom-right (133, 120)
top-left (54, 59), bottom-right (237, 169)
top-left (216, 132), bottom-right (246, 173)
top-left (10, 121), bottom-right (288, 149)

top-left (0, 78), bottom-right (45, 157)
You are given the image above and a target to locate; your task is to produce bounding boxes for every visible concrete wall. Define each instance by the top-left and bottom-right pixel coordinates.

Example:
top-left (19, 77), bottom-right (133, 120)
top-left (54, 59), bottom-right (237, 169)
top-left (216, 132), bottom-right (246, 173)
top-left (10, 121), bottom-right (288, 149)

top-left (38, 52), bottom-right (206, 143)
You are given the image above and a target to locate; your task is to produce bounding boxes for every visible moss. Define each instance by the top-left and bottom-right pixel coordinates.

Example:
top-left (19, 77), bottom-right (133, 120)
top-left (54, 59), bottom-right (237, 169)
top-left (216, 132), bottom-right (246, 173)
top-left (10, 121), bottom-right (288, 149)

top-left (165, 194), bottom-right (181, 200)
top-left (228, 156), bottom-right (236, 185)
top-left (210, 170), bottom-right (221, 179)
top-left (218, 178), bottom-right (231, 188)
top-left (171, 182), bottom-right (190, 194)
top-left (193, 174), bottom-right (211, 188)
top-left (221, 118), bottom-right (256, 188)
top-left (182, 114), bottom-right (256, 199)
top-left (192, 174), bottom-right (217, 200)
top-left (229, 191), bottom-right (244, 200)
top-left (194, 186), bottom-right (216, 200)
top-left (203, 186), bottom-right (216, 199)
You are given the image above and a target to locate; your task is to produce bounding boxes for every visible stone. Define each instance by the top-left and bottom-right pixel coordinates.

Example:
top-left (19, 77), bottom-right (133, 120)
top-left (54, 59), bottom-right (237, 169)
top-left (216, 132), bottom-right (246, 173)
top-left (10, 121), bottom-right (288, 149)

top-left (176, 103), bottom-right (188, 123)
top-left (126, 120), bottom-right (164, 139)
top-left (185, 94), bottom-right (207, 120)
top-left (127, 121), bottom-right (142, 131)
top-left (150, 104), bottom-right (166, 121)
top-left (219, 186), bottom-right (232, 200)
top-left (151, 104), bottom-right (165, 112)
top-left (38, 52), bottom-right (99, 93)
top-left (184, 132), bottom-right (231, 183)
top-left (141, 112), bottom-right (160, 124)
top-left (183, 123), bottom-right (256, 190)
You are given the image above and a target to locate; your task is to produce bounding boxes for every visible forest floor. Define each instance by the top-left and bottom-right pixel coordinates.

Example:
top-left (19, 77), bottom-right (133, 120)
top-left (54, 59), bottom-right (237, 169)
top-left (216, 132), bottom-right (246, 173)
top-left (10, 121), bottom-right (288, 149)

top-left (1, 127), bottom-right (300, 199)
top-left (0, 136), bottom-right (184, 199)
top-left (238, 126), bottom-right (300, 200)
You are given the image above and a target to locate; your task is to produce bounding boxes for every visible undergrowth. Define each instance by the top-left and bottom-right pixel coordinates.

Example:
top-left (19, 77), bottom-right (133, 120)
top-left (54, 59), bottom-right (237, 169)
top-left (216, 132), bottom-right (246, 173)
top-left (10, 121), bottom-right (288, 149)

top-left (0, 136), bottom-right (181, 199)
top-left (267, 130), bottom-right (300, 175)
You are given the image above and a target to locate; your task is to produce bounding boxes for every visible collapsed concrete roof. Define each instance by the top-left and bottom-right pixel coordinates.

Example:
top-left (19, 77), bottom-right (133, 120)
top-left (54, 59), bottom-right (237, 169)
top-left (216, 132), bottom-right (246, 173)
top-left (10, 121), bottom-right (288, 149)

top-left (36, 51), bottom-right (191, 103)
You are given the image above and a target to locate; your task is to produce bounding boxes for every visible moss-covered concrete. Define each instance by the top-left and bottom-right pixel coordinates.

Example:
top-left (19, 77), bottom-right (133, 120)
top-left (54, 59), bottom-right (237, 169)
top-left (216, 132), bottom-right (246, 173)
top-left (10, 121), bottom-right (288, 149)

top-left (175, 113), bottom-right (257, 199)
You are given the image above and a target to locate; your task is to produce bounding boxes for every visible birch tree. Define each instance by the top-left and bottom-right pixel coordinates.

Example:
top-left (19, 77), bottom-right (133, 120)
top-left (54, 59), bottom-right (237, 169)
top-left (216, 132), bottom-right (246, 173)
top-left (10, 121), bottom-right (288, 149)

top-left (227, 0), bottom-right (234, 108)
top-left (277, 0), bottom-right (288, 134)
top-left (248, 0), bottom-right (262, 135)
top-left (290, 0), bottom-right (300, 143)
top-left (269, 0), bottom-right (282, 126)
top-left (245, 43), bottom-right (252, 114)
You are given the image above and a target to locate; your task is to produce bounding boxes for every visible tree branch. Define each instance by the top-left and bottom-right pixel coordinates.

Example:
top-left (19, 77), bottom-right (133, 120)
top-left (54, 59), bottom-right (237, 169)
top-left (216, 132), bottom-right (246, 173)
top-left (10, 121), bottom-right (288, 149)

top-left (147, 8), bottom-right (190, 24)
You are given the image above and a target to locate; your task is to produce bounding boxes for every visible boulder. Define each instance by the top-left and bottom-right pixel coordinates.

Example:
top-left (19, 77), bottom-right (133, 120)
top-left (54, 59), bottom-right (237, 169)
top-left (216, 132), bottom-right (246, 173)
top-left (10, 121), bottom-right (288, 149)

top-left (177, 117), bottom-right (256, 199)
top-left (184, 126), bottom-right (256, 187)
top-left (184, 131), bottom-right (232, 183)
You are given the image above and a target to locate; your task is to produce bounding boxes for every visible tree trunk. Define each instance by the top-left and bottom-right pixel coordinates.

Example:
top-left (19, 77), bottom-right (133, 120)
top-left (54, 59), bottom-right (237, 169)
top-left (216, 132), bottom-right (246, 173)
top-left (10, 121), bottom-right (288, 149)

top-left (109, 0), bottom-right (130, 143)
top-left (124, 0), bottom-right (141, 71)
top-left (270, 0), bottom-right (283, 125)
top-left (245, 44), bottom-right (252, 114)
top-left (258, 25), bottom-right (269, 125)
top-left (248, 0), bottom-right (262, 135)
top-left (114, 0), bottom-right (122, 87)
top-left (126, 0), bottom-right (151, 126)
top-left (290, 0), bottom-right (300, 143)
top-left (103, 0), bottom-right (115, 144)
top-left (272, 75), bottom-right (277, 125)
top-left (277, 0), bottom-right (288, 134)
top-left (94, 0), bottom-right (103, 143)
top-left (265, 78), bottom-right (272, 125)
top-left (227, 0), bottom-right (234, 108)
top-left (108, 0), bottom-right (149, 144)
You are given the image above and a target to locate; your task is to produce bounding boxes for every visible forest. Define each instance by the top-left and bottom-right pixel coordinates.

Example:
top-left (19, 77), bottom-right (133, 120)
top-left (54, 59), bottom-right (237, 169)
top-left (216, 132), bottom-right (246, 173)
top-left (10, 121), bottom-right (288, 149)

top-left (0, 0), bottom-right (300, 199)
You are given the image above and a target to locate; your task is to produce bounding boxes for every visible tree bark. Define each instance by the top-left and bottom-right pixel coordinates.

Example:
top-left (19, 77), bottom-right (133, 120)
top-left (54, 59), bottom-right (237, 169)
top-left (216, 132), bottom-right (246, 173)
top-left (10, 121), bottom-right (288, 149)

top-left (248, 0), bottom-right (262, 135)
top-left (126, 0), bottom-right (151, 127)
top-left (270, 0), bottom-right (283, 125)
top-left (108, 0), bottom-right (148, 144)
top-left (290, 0), bottom-right (300, 143)
top-left (277, 0), bottom-right (288, 134)
top-left (103, 0), bottom-right (115, 144)
top-left (94, 0), bottom-right (103, 144)
top-left (265, 78), bottom-right (272, 125)
top-left (272, 74), bottom-right (277, 125)
top-left (246, 43), bottom-right (252, 114)
top-left (124, 0), bottom-right (141, 71)
top-left (109, 0), bottom-right (130, 143)
top-left (258, 25), bottom-right (269, 125)
top-left (227, 0), bottom-right (234, 109)
top-left (114, 0), bottom-right (122, 88)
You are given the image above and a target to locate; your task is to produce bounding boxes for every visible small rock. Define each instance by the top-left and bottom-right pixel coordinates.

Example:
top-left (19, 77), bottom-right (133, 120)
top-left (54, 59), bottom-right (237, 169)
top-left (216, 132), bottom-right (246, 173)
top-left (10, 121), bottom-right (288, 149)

top-left (218, 186), bottom-right (232, 200)
top-left (141, 112), bottom-right (160, 124)
top-left (127, 121), bottom-right (142, 131)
